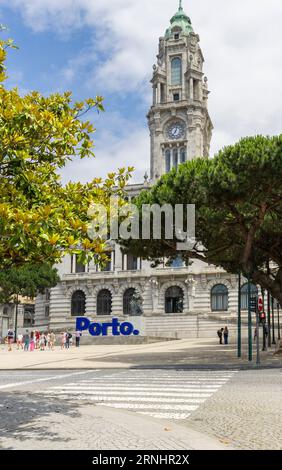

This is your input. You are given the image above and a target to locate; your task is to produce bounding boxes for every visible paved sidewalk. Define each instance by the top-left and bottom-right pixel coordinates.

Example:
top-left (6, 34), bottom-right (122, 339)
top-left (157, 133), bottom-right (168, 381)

top-left (0, 338), bottom-right (280, 370)
top-left (0, 401), bottom-right (231, 450)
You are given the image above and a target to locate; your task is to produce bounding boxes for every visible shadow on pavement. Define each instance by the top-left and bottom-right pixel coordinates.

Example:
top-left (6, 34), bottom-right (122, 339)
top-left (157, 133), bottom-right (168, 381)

top-left (0, 391), bottom-right (80, 449)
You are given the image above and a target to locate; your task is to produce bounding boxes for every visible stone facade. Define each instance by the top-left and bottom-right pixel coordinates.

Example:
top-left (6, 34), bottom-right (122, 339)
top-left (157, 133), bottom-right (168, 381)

top-left (34, 3), bottom-right (255, 336)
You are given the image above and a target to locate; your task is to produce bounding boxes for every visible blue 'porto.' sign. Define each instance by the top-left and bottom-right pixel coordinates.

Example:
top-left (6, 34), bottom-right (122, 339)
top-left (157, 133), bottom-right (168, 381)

top-left (76, 317), bottom-right (140, 337)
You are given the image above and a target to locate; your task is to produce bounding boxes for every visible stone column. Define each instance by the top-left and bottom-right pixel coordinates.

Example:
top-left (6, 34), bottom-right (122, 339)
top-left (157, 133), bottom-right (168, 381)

top-left (190, 78), bottom-right (194, 100)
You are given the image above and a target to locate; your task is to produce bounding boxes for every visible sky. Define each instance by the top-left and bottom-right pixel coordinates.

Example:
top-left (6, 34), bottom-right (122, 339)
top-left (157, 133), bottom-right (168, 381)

top-left (0, 0), bottom-right (281, 184)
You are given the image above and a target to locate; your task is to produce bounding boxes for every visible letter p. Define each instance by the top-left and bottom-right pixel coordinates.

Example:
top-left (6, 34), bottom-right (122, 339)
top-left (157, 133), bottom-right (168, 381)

top-left (76, 317), bottom-right (90, 332)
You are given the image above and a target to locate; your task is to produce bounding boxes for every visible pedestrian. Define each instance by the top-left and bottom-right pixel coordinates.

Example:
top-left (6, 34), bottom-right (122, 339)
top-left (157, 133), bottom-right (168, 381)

top-left (60, 332), bottom-right (66, 349)
top-left (17, 333), bottom-right (23, 350)
top-left (47, 332), bottom-right (51, 350)
top-left (23, 330), bottom-right (30, 351)
top-left (224, 326), bottom-right (229, 345)
top-left (7, 329), bottom-right (14, 351)
top-left (217, 328), bottom-right (224, 345)
top-left (65, 331), bottom-right (70, 349)
top-left (29, 331), bottom-right (35, 352)
top-left (35, 330), bottom-right (40, 349)
top-left (50, 331), bottom-right (56, 350)
top-left (39, 333), bottom-right (46, 351)
top-left (254, 328), bottom-right (257, 340)
top-left (75, 330), bottom-right (82, 347)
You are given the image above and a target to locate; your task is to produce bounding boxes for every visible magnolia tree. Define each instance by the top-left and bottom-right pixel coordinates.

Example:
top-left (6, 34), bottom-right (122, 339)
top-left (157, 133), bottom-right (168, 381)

top-left (0, 35), bottom-right (132, 270)
top-left (121, 135), bottom-right (282, 305)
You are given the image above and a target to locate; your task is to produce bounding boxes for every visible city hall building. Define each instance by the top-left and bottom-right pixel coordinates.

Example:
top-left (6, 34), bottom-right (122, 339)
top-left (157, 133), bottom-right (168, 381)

top-left (34, 3), bottom-right (257, 338)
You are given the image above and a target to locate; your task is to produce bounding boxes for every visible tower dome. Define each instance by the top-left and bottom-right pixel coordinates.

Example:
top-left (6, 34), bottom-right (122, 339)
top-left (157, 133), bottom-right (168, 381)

top-left (165, 1), bottom-right (194, 39)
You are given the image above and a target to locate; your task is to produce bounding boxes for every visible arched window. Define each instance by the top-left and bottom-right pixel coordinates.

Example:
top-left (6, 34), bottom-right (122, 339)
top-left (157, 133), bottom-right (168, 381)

top-left (165, 286), bottom-right (184, 314)
top-left (173, 148), bottom-right (178, 168)
top-left (71, 290), bottom-right (86, 317)
top-left (211, 284), bottom-right (228, 312)
top-left (180, 148), bottom-right (186, 164)
top-left (241, 283), bottom-right (258, 310)
top-left (97, 289), bottom-right (112, 316)
top-left (171, 57), bottom-right (182, 85)
top-left (123, 288), bottom-right (137, 316)
top-left (165, 149), bottom-right (171, 173)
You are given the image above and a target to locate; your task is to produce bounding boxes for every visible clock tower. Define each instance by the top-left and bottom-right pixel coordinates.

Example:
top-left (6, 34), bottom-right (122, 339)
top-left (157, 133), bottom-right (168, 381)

top-left (148, 1), bottom-right (213, 182)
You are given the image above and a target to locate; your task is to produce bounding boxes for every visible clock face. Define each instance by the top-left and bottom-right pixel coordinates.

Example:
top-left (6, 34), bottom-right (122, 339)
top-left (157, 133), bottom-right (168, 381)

top-left (167, 121), bottom-right (185, 140)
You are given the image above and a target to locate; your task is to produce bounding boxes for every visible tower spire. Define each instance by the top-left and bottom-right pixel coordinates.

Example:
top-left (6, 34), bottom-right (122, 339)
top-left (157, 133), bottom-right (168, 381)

top-left (179, 0), bottom-right (183, 11)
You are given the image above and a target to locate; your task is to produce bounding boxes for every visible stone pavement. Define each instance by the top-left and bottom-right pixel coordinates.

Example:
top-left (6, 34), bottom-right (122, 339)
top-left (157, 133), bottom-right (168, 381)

top-left (0, 337), bottom-right (280, 370)
top-left (0, 367), bottom-right (281, 450)
top-left (0, 389), bottom-right (230, 450)
top-left (187, 368), bottom-right (282, 450)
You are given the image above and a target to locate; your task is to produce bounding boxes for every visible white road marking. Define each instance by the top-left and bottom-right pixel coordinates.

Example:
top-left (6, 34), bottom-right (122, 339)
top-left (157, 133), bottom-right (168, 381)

top-left (139, 412), bottom-right (191, 420)
top-left (102, 403), bottom-right (199, 411)
top-left (0, 370), bottom-right (99, 390)
top-left (29, 370), bottom-right (236, 421)
top-left (46, 389), bottom-right (213, 398)
top-left (42, 394), bottom-right (207, 404)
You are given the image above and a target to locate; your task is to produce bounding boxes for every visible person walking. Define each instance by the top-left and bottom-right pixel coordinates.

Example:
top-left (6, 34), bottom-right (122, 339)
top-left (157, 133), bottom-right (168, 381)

top-left (75, 330), bottom-right (82, 347)
top-left (65, 331), bottom-right (70, 349)
top-left (39, 333), bottom-right (46, 351)
top-left (7, 329), bottom-right (14, 351)
top-left (29, 331), bottom-right (35, 352)
top-left (23, 330), bottom-right (30, 351)
top-left (60, 332), bottom-right (66, 349)
top-left (50, 331), bottom-right (56, 350)
top-left (217, 328), bottom-right (224, 345)
top-left (17, 333), bottom-right (23, 350)
top-left (224, 326), bottom-right (229, 345)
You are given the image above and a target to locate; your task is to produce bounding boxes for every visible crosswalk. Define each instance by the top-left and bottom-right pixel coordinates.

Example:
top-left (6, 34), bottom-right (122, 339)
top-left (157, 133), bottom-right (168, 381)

top-left (39, 370), bottom-right (237, 421)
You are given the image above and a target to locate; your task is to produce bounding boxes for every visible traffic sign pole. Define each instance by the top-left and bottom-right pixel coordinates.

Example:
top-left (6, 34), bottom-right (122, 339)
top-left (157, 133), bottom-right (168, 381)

top-left (248, 276), bottom-right (252, 362)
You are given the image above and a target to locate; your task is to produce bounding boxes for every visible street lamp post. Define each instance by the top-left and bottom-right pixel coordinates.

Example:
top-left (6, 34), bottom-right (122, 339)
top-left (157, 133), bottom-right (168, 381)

top-left (261, 288), bottom-right (267, 352)
top-left (267, 260), bottom-right (272, 347)
top-left (271, 296), bottom-right (276, 345)
top-left (248, 275), bottom-right (252, 362)
top-left (14, 294), bottom-right (19, 344)
top-left (238, 271), bottom-right (242, 358)
top-left (277, 302), bottom-right (281, 341)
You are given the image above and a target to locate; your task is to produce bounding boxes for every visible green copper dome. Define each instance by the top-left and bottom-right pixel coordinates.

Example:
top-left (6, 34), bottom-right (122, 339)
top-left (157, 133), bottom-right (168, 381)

top-left (165, 1), bottom-right (194, 39)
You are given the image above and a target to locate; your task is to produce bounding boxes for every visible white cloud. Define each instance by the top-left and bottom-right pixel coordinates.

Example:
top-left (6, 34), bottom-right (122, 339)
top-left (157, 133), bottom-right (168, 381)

top-left (2, 0), bottom-right (282, 180)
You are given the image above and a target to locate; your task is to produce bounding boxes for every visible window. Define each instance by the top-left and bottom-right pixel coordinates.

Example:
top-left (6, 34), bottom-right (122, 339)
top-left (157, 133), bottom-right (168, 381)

top-left (170, 256), bottom-right (184, 268)
top-left (180, 148), bottom-right (186, 164)
top-left (101, 256), bottom-right (111, 272)
top-left (71, 290), bottom-right (86, 316)
top-left (24, 305), bottom-right (35, 326)
top-left (174, 33), bottom-right (180, 40)
top-left (165, 286), bottom-right (184, 313)
top-left (123, 288), bottom-right (137, 316)
top-left (127, 254), bottom-right (138, 271)
top-left (75, 255), bottom-right (86, 274)
top-left (165, 149), bottom-right (171, 173)
top-left (97, 289), bottom-right (112, 316)
top-left (160, 84), bottom-right (165, 103)
top-left (173, 148), bottom-right (178, 168)
top-left (241, 283), bottom-right (258, 310)
top-left (44, 305), bottom-right (50, 318)
top-left (211, 285), bottom-right (228, 312)
top-left (45, 289), bottom-right (51, 302)
top-left (173, 93), bottom-right (180, 102)
top-left (171, 57), bottom-right (182, 85)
